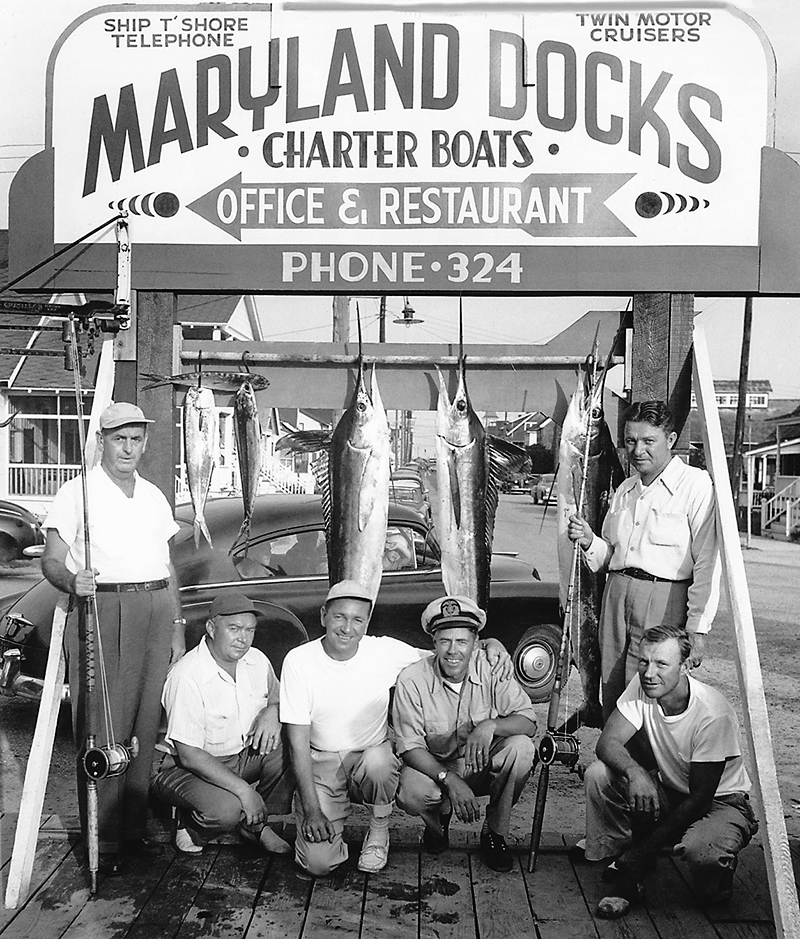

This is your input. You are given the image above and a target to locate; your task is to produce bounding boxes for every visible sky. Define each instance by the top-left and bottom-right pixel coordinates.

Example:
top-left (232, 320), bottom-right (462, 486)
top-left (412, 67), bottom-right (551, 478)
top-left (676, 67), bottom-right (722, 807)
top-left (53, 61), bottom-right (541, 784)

top-left (1, 0), bottom-right (799, 398)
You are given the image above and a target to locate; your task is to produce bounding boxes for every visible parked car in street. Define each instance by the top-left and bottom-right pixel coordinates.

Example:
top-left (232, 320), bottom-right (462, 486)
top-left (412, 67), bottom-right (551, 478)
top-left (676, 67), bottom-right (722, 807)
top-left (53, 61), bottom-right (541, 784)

top-left (0, 494), bottom-right (562, 705)
top-left (0, 500), bottom-right (44, 563)
top-left (532, 473), bottom-right (557, 505)
top-left (389, 470), bottom-right (431, 521)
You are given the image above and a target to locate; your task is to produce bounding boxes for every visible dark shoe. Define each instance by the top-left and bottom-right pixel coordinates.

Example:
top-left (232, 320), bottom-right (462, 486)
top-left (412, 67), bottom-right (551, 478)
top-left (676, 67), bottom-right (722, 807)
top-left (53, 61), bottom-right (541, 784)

top-left (596, 876), bottom-right (645, 919)
top-left (422, 810), bottom-right (452, 855)
top-left (124, 837), bottom-right (165, 858)
top-left (480, 830), bottom-right (513, 873)
top-left (97, 852), bottom-right (125, 876)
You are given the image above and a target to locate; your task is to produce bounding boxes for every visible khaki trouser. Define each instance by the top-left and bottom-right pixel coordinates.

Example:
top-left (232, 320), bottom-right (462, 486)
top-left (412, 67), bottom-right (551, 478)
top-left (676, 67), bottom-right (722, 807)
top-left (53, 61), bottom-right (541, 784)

top-left (396, 735), bottom-right (535, 838)
top-left (294, 741), bottom-right (400, 876)
top-left (600, 572), bottom-right (689, 720)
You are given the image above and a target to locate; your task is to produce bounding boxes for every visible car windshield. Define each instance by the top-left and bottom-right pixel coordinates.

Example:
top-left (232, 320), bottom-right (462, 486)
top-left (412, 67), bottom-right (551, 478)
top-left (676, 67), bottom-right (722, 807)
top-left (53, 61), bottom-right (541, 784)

top-left (231, 523), bottom-right (440, 579)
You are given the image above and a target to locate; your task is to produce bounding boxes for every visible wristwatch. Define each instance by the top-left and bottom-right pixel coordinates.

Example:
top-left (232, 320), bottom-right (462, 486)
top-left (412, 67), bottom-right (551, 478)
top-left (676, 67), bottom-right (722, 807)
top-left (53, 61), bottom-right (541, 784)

top-left (436, 770), bottom-right (449, 787)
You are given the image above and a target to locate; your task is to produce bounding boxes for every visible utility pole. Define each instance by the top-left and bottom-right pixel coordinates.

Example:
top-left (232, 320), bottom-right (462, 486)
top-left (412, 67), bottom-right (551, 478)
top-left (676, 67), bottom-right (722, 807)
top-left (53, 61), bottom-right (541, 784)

top-left (379, 295), bottom-right (386, 343)
top-left (332, 295), bottom-right (350, 342)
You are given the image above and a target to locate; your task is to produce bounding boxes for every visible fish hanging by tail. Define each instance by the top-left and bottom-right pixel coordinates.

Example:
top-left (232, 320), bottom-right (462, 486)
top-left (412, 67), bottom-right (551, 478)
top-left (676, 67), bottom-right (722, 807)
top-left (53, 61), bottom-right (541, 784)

top-left (555, 357), bottom-right (624, 729)
top-left (183, 384), bottom-right (216, 549)
top-left (435, 312), bottom-right (529, 610)
top-left (276, 315), bottom-right (390, 601)
top-left (231, 379), bottom-right (262, 552)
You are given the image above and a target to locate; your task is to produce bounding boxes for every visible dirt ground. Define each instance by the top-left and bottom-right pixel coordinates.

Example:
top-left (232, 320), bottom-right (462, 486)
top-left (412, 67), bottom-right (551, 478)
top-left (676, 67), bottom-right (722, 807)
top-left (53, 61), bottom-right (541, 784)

top-left (1, 533), bottom-right (798, 854)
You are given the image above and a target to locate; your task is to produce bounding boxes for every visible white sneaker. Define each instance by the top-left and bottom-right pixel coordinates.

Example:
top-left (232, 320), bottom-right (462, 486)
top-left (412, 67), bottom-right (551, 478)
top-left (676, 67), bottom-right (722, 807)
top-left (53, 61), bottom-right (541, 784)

top-left (175, 826), bottom-right (203, 855)
top-left (358, 830), bottom-right (389, 873)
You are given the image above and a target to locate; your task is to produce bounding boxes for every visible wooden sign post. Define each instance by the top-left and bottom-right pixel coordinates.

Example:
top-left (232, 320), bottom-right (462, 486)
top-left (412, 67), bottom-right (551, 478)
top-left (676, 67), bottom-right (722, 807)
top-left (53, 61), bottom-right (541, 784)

top-left (693, 324), bottom-right (800, 939)
top-left (4, 598), bottom-right (69, 909)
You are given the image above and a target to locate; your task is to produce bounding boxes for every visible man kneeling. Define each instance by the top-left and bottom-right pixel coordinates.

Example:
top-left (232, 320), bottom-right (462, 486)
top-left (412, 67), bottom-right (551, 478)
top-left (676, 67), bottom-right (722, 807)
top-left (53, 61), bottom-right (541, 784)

top-left (583, 623), bottom-right (758, 918)
top-left (393, 596), bottom-right (537, 873)
top-left (151, 592), bottom-right (294, 854)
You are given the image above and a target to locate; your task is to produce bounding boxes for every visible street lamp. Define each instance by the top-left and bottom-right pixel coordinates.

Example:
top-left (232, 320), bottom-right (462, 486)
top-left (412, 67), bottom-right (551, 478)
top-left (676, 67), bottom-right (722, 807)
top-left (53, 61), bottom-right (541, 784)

top-left (394, 296), bottom-right (423, 326)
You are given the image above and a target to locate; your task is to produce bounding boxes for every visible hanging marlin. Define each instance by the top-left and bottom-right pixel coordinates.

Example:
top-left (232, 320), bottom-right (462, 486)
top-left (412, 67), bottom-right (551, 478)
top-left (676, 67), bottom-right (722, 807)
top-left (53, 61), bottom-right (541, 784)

top-left (435, 309), bottom-right (529, 610)
top-left (555, 350), bottom-right (625, 729)
top-left (276, 315), bottom-right (391, 601)
top-left (183, 384), bottom-right (217, 549)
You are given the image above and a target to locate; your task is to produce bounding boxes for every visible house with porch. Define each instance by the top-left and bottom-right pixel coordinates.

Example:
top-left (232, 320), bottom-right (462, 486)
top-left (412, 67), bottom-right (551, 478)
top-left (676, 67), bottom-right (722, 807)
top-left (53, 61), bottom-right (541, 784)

top-left (0, 249), bottom-right (309, 515)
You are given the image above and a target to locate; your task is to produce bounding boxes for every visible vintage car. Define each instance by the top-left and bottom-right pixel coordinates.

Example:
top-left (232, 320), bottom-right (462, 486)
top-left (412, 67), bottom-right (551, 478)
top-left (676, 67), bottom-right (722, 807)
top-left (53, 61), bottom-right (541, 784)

top-left (0, 493), bottom-right (562, 704)
top-left (388, 470), bottom-right (431, 521)
top-left (0, 500), bottom-right (45, 563)
top-left (532, 473), bottom-right (557, 505)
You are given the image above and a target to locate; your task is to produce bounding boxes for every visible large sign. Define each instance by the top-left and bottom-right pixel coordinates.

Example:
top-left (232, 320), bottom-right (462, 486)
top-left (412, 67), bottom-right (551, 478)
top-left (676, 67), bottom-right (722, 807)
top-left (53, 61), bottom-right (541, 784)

top-left (10, 2), bottom-right (778, 292)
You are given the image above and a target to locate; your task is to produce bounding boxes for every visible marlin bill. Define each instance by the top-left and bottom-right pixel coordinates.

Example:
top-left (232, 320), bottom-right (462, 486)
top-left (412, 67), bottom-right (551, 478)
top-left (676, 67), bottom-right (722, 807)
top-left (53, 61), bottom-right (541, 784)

top-left (183, 385), bottom-right (217, 549)
top-left (277, 361), bottom-right (390, 601)
top-left (435, 358), bottom-right (528, 611)
top-left (556, 368), bottom-right (624, 729)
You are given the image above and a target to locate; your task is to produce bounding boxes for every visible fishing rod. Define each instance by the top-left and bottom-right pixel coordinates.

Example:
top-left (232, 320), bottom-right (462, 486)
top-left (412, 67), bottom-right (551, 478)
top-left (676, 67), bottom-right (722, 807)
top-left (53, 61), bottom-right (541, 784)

top-left (66, 316), bottom-right (138, 894)
top-left (528, 352), bottom-right (600, 873)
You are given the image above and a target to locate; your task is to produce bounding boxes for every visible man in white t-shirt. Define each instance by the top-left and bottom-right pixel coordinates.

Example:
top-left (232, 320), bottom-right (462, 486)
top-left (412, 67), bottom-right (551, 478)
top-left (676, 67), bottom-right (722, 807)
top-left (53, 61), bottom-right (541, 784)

top-left (280, 580), bottom-right (511, 877)
top-left (579, 624), bottom-right (758, 919)
top-left (42, 402), bottom-right (184, 874)
top-left (151, 591), bottom-right (293, 855)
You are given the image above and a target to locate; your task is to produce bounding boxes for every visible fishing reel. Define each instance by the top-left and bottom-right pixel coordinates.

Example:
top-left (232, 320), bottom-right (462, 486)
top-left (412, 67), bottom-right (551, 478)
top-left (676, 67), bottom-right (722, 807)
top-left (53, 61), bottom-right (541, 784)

top-left (538, 732), bottom-right (580, 768)
top-left (83, 737), bottom-right (139, 780)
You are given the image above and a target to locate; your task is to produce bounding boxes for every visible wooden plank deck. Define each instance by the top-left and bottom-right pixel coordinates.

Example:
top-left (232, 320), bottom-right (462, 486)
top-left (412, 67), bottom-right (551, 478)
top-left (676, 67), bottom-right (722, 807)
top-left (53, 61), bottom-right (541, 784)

top-left (2, 812), bottom-right (796, 939)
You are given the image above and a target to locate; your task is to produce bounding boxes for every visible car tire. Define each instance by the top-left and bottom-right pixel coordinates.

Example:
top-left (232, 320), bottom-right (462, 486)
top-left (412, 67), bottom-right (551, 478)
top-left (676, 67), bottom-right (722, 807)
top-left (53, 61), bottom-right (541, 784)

top-left (0, 534), bottom-right (19, 564)
top-left (512, 623), bottom-right (563, 703)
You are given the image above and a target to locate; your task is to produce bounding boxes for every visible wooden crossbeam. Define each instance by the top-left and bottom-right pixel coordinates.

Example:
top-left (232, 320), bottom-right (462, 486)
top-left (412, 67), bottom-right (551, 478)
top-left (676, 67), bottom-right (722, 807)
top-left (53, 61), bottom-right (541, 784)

top-left (693, 323), bottom-right (800, 939)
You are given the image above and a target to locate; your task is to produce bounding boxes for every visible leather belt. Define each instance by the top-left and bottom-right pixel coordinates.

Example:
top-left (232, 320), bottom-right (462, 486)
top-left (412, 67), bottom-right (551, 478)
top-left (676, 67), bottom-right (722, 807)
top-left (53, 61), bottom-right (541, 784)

top-left (95, 579), bottom-right (169, 593)
top-left (617, 568), bottom-right (689, 584)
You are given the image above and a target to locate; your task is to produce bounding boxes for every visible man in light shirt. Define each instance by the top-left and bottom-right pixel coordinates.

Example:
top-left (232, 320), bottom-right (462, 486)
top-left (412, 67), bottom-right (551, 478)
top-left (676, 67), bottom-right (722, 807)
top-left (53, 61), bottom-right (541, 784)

top-left (151, 591), bottom-right (293, 855)
top-left (280, 580), bottom-right (511, 877)
top-left (42, 402), bottom-right (185, 874)
top-left (568, 400), bottom-right (720, 720)
top-left (580, 624), bottom-right (757, 919)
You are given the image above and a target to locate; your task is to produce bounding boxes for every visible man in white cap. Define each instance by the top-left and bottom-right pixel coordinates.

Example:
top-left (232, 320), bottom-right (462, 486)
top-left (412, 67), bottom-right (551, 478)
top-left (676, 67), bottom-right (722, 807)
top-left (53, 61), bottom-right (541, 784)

top-left (151, 591), bottom-right (294, 855)
top-left (42, 401), bottom-right (185, 874)
top-left (393, 595), bottom-right (537, 873)
top-left (280, 581), bottom-right (511, 877)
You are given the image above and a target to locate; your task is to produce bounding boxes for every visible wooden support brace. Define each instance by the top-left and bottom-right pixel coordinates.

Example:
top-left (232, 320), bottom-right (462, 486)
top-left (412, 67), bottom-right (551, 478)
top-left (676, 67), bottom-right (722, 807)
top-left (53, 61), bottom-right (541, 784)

top-left (4, 598), bottom-right (69, 909)
top-left (693, 324), bottom-right (800, 939)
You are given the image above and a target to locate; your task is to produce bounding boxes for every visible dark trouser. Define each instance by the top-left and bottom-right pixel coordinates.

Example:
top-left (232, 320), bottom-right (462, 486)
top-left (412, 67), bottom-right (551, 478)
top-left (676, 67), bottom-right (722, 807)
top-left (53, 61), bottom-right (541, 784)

top-left (600, 573), bottom-right (689, 721)
top-left (150, 744), bottom-right (294, 843)
top-left (66, 588), bottom-right (174, 853)
top-left (585, 761), bottom-right (759, 898)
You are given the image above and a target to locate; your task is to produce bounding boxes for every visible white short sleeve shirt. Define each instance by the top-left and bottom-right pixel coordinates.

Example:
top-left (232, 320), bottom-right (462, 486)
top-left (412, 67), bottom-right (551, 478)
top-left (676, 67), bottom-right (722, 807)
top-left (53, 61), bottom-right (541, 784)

top-left (280, 635), bottom-right (425, 752)
top-left (44, 466), bottom-right (179, 582)
top-left (162, 638), bottom-right (280, 758)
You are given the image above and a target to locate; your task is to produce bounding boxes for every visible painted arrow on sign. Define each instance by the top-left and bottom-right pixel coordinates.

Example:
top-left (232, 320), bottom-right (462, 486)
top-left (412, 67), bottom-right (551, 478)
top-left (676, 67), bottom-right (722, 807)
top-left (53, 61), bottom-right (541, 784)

top-left (188, 172), bottom-right (636, 240)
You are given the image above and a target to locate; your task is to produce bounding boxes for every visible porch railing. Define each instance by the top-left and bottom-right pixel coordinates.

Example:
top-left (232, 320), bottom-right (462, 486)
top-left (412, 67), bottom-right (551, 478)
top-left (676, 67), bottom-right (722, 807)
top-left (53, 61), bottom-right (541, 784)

top-left (761, 479), bottom-right (800, 535)
top-left (8, 464), bottom-right (81, 497)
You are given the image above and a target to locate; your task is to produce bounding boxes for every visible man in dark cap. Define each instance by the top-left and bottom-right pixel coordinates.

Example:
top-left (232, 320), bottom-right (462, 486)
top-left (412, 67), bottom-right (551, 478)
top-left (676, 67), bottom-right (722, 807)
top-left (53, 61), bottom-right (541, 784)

top-left (42, 401), bottom-right (185, 873)
top-left (151, 591), bottom-right (294, 855)
top-left (393, 595), bottom-right (537, 873)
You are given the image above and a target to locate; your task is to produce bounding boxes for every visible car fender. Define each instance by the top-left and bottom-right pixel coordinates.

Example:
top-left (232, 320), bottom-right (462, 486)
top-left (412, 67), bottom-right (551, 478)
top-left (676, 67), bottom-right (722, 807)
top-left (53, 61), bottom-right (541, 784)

top-left (179, 587), bottom-right (309, 675)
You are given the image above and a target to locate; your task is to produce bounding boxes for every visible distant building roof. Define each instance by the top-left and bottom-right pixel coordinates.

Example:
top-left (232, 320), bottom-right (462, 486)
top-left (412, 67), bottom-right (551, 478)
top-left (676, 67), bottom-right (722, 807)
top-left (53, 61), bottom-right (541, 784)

top-left (176, 295), bottom-right (242, 325)
top-left (712, 379), bottom-right (773, 394)
top-left (764, 402), bottom-right (800, 424)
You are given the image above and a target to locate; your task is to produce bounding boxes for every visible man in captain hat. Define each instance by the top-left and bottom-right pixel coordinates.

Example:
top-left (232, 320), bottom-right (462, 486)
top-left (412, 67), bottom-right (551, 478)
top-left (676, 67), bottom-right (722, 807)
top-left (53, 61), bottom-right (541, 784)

top-left (393, 595), bottom-right (537, 873)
